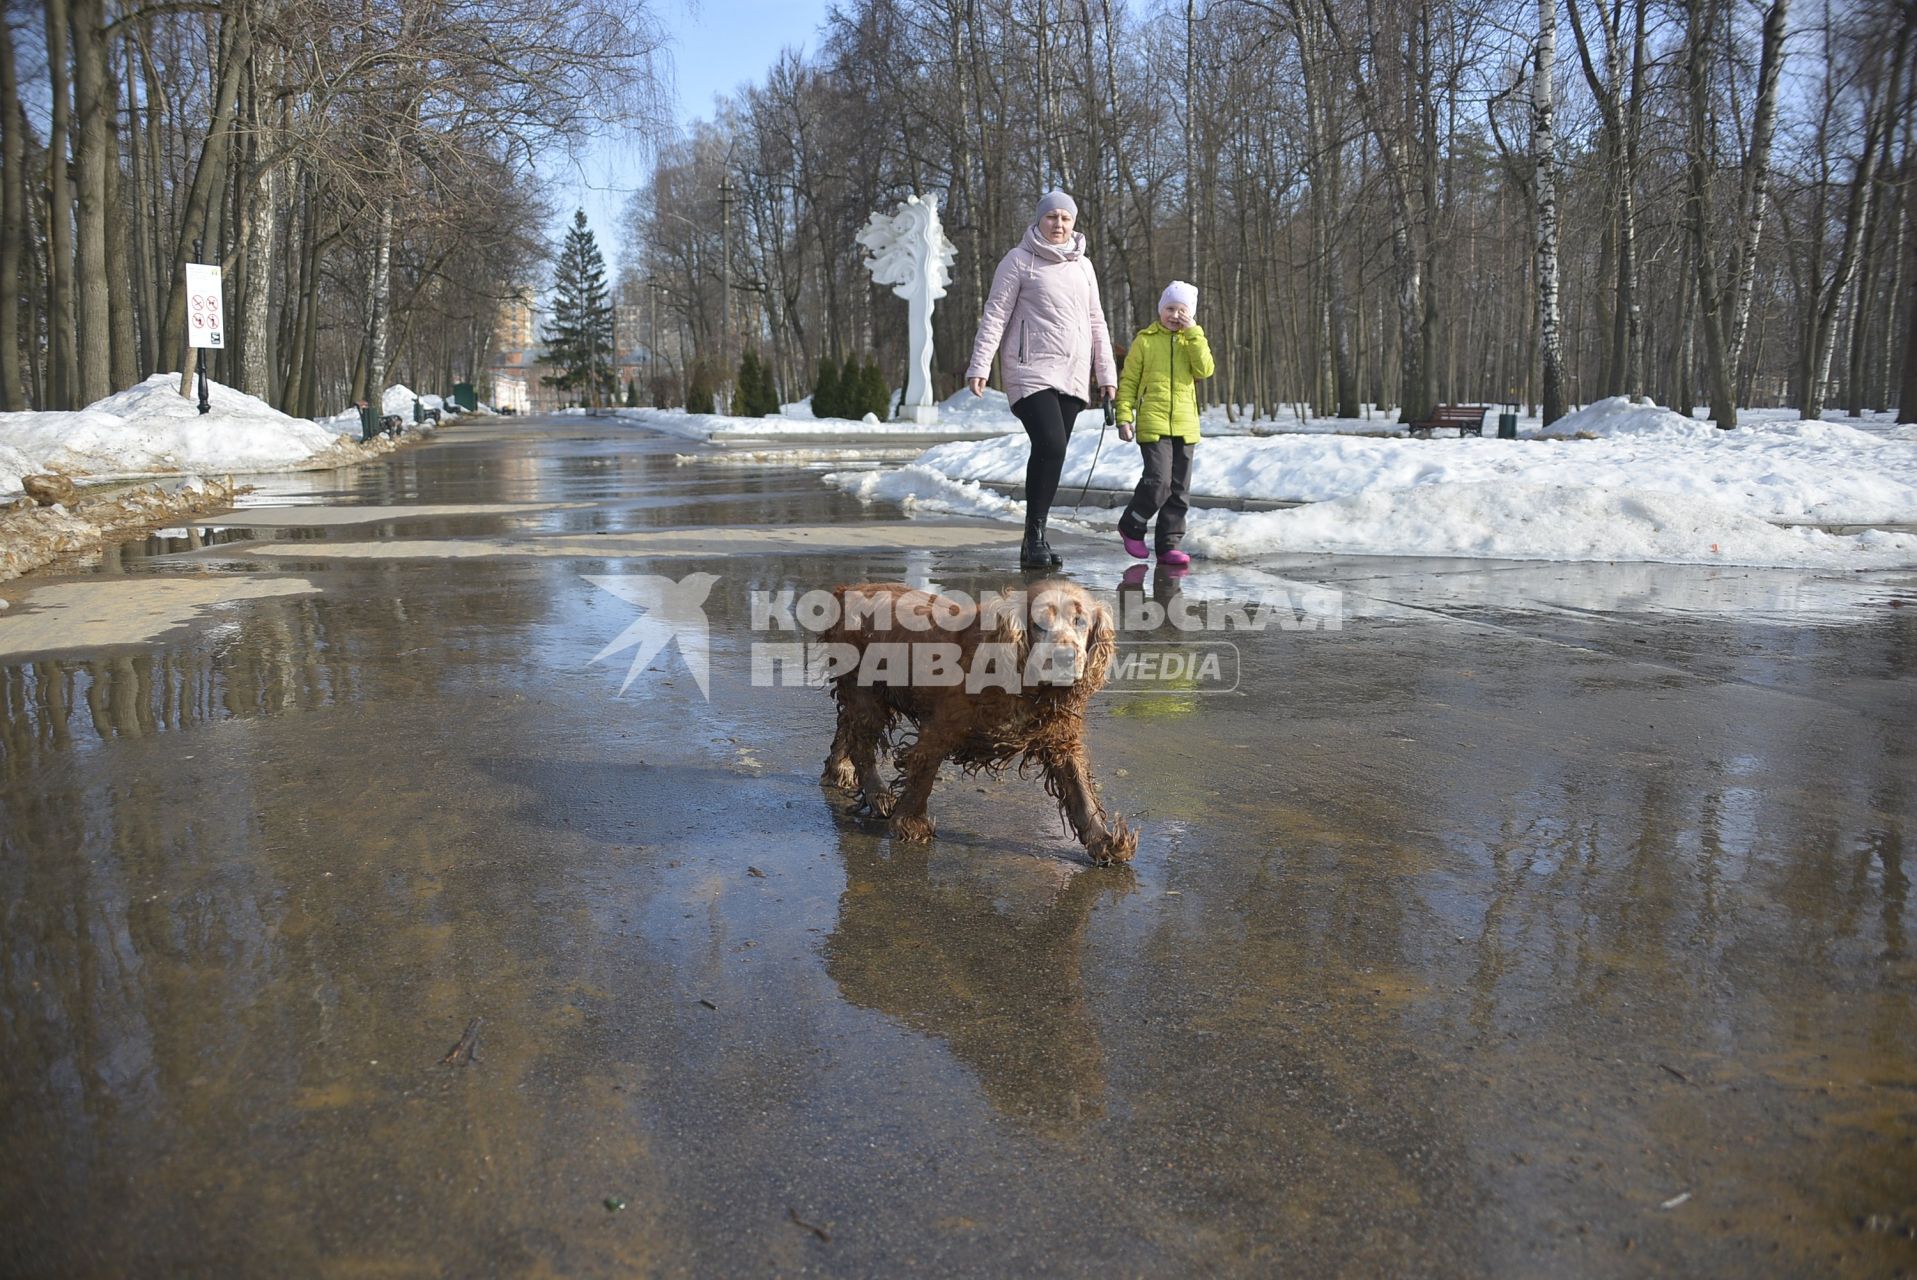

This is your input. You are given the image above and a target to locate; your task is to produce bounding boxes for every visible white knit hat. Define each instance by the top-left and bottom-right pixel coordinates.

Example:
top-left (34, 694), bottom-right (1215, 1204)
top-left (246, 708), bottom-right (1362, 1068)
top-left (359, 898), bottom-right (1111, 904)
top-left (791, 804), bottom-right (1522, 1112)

top-left (1159, 280), bottom-right (1198, 314)
top-left (1036, 190), bottom-right (1078, 221)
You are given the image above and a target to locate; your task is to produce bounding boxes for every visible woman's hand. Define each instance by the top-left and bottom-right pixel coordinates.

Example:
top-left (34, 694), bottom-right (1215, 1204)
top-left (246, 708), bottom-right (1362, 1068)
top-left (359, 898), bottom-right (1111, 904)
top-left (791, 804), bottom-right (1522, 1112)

top-left (967, 377), bottom-right (987, 397)
top-left (1118, 422), bottom-right (1135, 442)
top-left (1100, 384), bottom-right (1116, 403)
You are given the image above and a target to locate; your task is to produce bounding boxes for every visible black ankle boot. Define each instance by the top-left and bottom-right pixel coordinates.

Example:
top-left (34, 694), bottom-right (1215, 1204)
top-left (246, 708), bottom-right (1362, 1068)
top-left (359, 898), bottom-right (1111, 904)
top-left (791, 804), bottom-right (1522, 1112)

top-left (1022, 514), bottom-right (1064, 569)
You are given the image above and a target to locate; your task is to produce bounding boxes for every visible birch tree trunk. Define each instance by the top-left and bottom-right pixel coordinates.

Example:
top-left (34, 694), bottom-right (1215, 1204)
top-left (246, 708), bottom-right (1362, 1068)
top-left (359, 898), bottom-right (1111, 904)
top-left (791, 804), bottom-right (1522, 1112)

top-left (237, 50), bottom-right (281, 400)
top-left (1533, 0), bottom-right (1564, 425)
top-left (1622, 0), bottom-right (1648, 400)
top-left (1802, 34), bottom-right (1904, 420)
top-left (1878, 141), bottom-right (1908, 412)
top-left (365, 191), bottom-right (396, 400)
top-left (1726, 0), bottom-right (1789, 396)
top-left (1844, 124), bottom-right (1894, 416)
top-left (1901, 241), bottom-right (1917, 421)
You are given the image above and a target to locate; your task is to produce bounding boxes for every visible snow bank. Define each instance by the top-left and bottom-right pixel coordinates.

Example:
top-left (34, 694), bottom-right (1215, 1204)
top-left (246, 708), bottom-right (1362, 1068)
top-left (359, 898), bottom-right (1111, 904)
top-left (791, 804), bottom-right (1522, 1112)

top-left (0, 440), bottom-right (45, 494)
top-left (1539, 396), bottom-right (1722, 442)
top-left (323, 384), bottom-right (450, 431)
top-left (899, 404), bottom-right (1917, 528)
top-left (1179, 483), bottom-right (1917, 569)
top-left (381, 383), bottom-right (421, 416)
top-left (833, 398), bottom-right (1917, 568)
top-left (0, 375), bottom-right (349, 490)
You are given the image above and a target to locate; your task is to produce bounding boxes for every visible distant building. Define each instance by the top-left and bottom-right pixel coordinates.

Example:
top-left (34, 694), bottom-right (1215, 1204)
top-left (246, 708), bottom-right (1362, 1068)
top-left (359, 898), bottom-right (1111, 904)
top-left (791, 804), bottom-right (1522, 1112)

top-left (489, 287), bottom-right (653, 411)
top-left (488, 287), bottom-right (561, 413)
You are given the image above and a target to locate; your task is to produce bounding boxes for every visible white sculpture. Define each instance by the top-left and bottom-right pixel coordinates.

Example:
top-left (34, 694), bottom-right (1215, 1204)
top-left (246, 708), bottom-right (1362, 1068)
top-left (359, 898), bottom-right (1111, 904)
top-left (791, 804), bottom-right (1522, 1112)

top-left (856, 194), bottom-right (957, 424)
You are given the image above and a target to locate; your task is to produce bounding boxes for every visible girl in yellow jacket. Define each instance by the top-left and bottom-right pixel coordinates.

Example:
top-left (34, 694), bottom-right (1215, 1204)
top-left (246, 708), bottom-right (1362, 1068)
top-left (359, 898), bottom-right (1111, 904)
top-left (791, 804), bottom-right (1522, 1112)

top-left (1115, 280), bottom-right (1214, 566)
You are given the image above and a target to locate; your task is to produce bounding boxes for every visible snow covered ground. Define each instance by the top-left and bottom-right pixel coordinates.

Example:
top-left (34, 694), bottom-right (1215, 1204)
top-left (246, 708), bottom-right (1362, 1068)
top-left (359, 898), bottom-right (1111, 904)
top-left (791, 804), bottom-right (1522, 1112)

top-left (825, 397), bottom-right (1917, 569)
top-left (0, 375), bottom-right (428, 494)
top-left (320, 382), bottom-right (454, 428)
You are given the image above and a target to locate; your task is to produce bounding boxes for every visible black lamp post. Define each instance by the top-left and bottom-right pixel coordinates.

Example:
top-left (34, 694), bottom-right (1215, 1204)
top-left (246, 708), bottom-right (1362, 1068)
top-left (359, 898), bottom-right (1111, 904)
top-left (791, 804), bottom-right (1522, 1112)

top-left (192, 238), bottom-right (210, 415)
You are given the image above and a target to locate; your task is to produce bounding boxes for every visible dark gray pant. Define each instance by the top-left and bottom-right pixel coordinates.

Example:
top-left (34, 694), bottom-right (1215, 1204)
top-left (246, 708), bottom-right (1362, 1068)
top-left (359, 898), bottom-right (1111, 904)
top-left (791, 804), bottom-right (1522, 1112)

top-left (1118, 437), bottom-right (1194, 551)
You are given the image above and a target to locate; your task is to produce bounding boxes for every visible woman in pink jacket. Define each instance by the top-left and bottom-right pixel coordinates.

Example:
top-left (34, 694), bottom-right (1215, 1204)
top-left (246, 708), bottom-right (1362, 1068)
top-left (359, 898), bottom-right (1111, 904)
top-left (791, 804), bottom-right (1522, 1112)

top-left (966, 191), bottom-right (1117, 570)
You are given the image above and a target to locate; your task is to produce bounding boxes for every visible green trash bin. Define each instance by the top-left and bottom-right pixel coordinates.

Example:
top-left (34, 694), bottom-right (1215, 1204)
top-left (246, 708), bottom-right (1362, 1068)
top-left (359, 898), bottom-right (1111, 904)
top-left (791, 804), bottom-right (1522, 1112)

top-left (1497, 407), bottom-right (1518, 439)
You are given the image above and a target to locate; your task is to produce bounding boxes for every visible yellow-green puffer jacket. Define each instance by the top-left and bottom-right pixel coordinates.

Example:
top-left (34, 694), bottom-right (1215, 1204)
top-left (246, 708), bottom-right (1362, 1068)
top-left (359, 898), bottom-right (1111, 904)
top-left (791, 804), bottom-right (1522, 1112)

top-left (1114, 322), bottom-right (1215, 443)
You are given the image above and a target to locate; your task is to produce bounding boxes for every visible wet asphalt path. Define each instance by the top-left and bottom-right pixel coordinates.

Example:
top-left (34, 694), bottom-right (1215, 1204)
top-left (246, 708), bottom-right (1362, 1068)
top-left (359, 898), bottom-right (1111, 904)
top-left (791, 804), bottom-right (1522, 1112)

top-left (1, 414), bottom-right (1914, 1277)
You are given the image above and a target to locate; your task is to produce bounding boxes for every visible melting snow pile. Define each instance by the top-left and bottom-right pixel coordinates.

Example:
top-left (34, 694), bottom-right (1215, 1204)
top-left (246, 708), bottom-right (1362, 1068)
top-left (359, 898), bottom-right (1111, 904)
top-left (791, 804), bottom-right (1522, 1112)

top-left (1538, 396), bottom-right (1724, 442)
top-left (1179, 483), bottom-right (1917, 569)
top-left (323, 383), bottom-right (445, 430)
top-left (1, 375), bottom-right (348, 492)
top-left (826, 464), bottom-right (1023, 520)
top-left (835, 394), bottom-right (1917, 568)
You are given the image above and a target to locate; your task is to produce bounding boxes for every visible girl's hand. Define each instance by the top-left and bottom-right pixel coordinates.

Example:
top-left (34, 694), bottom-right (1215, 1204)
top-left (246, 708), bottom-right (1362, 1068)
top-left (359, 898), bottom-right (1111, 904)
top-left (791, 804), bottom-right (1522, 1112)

top-left (967, 377), bottom-right (987, 397)
top-left (1118, 422), bottom-right (1135, 442)
top-left (1100, 384), bottom-right (1116, 403)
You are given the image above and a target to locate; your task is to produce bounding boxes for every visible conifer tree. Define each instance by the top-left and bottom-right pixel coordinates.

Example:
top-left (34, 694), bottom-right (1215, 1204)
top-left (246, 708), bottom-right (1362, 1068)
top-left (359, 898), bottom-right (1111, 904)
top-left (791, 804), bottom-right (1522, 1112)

top-left (861, 357), bottom-right (891, 420)
top-left (624, 378), bottom-right (639, 407)
top-left (840, 355), bottom-right (864, 417)
top-left (747, 352), bottom-right (779, 416)
top-left (733, 350), bottom-right (765, 416)
top-left (686, 360), bottom-right (716, 414)
top-left (812, 357), bottom-right (842, 420)
top-left (539, 210), bottom-right (617, 408)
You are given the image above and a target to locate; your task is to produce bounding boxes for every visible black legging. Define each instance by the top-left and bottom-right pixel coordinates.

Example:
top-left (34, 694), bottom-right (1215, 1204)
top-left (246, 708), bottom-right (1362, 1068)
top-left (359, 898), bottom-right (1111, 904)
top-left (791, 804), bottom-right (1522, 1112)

top-left (1011, 389), bottom-right (1086, 526)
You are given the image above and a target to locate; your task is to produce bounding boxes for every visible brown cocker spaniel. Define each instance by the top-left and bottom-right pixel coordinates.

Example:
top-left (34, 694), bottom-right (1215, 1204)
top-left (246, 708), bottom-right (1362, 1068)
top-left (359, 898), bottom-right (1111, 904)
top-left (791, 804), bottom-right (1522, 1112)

top-left (820, 579), bottom-right (1137, 865)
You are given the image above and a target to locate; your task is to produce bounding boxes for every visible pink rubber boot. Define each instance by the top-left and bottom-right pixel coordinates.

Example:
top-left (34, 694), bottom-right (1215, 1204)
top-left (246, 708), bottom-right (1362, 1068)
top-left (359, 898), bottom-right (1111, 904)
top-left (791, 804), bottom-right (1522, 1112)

top-left (1122, 534), bottom-right (1150, 559)
top-left (1158, 548), bottom-right (1191, 567)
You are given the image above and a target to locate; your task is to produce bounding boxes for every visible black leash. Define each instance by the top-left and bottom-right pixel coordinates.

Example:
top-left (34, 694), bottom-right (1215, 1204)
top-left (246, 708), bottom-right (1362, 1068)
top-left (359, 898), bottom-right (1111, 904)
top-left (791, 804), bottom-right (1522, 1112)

top-left (1075, 398), bottom-right (1115, 512)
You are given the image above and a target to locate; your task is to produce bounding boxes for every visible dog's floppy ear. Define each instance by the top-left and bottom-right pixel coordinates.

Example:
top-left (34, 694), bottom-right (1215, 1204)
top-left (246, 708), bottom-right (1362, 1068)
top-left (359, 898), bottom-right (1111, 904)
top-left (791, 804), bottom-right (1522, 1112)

top-left (1083, 596), bottom-right (1117, 691)
top-left (985, 588), bottom-right (1028, 663)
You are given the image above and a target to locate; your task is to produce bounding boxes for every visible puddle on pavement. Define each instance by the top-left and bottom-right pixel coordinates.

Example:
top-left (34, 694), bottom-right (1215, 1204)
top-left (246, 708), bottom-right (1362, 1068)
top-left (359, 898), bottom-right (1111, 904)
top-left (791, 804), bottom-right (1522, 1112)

top-left (0, 415), bottom-right (1912, 1276)
top-left (0, 574), bottom-right (322, 661)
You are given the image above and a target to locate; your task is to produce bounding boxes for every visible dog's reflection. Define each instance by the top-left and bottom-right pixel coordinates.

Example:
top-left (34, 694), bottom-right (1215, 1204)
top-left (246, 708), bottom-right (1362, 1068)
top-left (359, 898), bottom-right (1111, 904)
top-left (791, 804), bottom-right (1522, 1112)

top-left (823, 837), bottom-right (1137, 1132)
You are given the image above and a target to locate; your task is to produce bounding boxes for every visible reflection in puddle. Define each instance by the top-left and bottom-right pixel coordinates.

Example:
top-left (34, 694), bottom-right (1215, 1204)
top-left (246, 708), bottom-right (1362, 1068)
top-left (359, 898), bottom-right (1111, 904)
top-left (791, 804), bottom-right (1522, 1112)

top-left (824, 841), bottom-right (1136, 1132)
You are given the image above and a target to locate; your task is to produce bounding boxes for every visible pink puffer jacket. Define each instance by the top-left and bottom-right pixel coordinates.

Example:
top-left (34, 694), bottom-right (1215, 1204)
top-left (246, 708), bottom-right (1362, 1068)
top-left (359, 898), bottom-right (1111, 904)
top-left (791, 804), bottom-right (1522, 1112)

top-left (965, 226), bottom-right (1117, 408)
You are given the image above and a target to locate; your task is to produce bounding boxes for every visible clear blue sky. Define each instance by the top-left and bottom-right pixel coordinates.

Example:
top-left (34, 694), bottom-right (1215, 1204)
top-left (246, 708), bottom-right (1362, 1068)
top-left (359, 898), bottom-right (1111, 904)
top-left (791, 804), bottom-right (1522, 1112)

top-left (548, 0), bottom-right (838, 280)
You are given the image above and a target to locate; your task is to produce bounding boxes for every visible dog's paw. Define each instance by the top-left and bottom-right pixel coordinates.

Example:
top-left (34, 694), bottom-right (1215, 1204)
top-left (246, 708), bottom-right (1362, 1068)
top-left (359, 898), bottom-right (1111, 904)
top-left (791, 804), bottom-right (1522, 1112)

top-left (888, 813), bottom-right (936, 842)
top-left (1086, 824), bottom-right (1138, 866)
top-left (822, 757), bottom-right (859, 791)
top-left (854, 789), bottom-right (897, 819)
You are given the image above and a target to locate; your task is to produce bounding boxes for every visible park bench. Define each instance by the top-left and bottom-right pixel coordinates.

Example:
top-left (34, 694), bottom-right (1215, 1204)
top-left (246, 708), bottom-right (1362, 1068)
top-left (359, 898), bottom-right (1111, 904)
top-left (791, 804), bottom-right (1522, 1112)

top-left (1406, 404), bottom-right (1492, 438)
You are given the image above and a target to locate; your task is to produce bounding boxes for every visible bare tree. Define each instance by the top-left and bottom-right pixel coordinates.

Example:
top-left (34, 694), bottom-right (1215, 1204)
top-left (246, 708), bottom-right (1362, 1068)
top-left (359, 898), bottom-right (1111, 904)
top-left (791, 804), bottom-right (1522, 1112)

top-left (1532, 0), bottom-right (1564, 425)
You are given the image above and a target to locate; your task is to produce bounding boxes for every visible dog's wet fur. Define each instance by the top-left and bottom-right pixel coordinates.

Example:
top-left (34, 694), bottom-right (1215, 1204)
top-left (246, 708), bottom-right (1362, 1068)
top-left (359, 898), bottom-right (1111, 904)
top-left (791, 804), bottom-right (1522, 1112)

top-left (821, 579), bottom-right (1137, 865)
